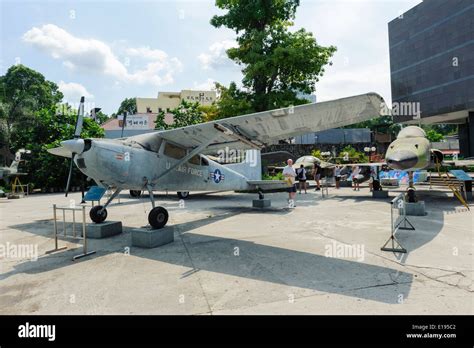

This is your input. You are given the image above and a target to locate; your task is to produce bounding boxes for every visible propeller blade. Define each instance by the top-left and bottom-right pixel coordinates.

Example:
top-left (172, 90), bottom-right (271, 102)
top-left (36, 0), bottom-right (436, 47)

top-left (73, 96), bottom-right (85, 138)
top-left (65, 153), bottom-right (75, 197)
top-left (80, 172), bottom-right (86, 204)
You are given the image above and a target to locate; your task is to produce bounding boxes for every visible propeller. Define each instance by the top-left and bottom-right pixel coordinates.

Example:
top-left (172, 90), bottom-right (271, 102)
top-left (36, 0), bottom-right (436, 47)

top-left (64, 96), bottom-right (85, 197)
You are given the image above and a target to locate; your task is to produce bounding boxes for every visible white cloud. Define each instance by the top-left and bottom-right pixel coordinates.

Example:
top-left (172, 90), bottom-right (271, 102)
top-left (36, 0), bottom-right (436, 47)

top-left (23, 24), bottom-right (182, 86)
top-left (192, 78), bottom-right (217, 91)
top-left (58, 81), bottom-right (94, 102)
top-left (314, 58), bottom-right (391, 104)
top-left (197, 40), bottom-right (237, 70)
top-left (293, 0), bottom-right (422, 105)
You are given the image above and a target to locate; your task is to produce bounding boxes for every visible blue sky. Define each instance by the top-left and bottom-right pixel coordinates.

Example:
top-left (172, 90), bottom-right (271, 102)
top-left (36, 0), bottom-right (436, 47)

top-left (1, 0), bottom-right (421, 114)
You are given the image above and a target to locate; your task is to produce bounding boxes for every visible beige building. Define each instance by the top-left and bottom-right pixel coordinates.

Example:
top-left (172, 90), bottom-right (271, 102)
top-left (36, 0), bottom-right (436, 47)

top-left (136, 90), bottom-right (216, 114)
top-left (102, 89), bottom-right (216, 138)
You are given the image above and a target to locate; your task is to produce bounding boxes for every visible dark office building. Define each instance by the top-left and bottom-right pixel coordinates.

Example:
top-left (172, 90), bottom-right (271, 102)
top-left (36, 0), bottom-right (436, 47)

top-left (388, 0), bottom-right (474, 156)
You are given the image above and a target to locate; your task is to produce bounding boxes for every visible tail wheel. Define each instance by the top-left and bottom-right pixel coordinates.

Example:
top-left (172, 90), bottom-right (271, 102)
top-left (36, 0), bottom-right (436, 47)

top-left (90, 205), bottom-right (107, 223)
top-left (177, 191), bottom-right (189, 199)
top-left (148, 206), bottom-right (169, 229)
top-left (130, 190), bottom-right (142, 198)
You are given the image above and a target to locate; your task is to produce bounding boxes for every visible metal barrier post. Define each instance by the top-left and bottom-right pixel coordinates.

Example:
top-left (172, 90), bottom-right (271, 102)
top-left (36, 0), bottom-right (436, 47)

top-left (83, 206), bottom-right (87, 254)
top-left (53, 204), bottom-right (58, 250)
top-left (380, 193), bottom-right (414, 253)
top-left (46, 204), bottom-right (95, 260)
top-left (72, 205), bottom-right (95, 261)
top-left (72, 209), bottom-right (76, 238)
top-left (46, 204), bottom-right (67, 254)
top-left (62, 209), bottom-right (66, 236)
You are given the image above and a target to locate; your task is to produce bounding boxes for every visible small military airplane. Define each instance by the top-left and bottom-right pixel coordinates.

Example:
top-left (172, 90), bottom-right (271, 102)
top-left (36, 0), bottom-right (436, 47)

top-left (0, 149), bottom-right (30, 181)
top-left (48, 93), bottom-right (385, 229)
top-left (384, 126), bottom-right (444, 172)
top-left (271, 155), bottom-right (336, 180)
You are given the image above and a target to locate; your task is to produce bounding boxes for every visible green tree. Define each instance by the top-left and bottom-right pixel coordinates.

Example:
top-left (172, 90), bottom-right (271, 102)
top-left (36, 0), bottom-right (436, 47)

top-left (425, 128), bottom-right (444, 142)
top-left (212, 82), bottom-right (254, 120)
top-left (10, 106), bottom-right (104, 190)
top-left (211, 0), bottom-right (336, 112)
top-left (345, 115), bottom-right (401, 139)
top-left (0, 64), bottom-right (63, 156)
top-left (338, 145), bottom-right (368, 163)
top-left (117, 97), bottom-right (137, 116)
top-left (154, 100), bottom-right (204, 130)
top-left (94, 110), bottom-right (109, 125)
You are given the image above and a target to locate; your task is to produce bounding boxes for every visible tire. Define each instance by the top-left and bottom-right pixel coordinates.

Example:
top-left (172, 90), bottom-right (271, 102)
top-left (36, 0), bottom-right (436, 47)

top-left (177, 191), bottom-right (189, 199)
top-left (148, 206), bottom-right (169, 229)
top-left (90, 205), bottom-right (107, 223)
top-left (130, 190), bottom-right (142, 198)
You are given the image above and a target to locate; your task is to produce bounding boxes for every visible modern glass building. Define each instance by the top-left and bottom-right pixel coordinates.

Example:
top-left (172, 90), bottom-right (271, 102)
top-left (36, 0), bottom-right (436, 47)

top-left (388, 0), bottom-right (474, 156)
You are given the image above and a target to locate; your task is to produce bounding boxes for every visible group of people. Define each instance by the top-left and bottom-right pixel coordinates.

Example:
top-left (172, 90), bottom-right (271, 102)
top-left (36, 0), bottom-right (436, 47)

top-left (282, 159), bottom-right (321, 200)
top-left (282, 159), bottom-right (379, 203)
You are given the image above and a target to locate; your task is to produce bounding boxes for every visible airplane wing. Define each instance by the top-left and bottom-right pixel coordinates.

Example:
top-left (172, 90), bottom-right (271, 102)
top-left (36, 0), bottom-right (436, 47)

top-left (443, 159), bottom-right (474, 167)
top-left (246, 180), bottom-right (289, 190)
top-left (129, 92), bottom-right (386, 154)
top-left (341, 162), bottom-right (386, 167)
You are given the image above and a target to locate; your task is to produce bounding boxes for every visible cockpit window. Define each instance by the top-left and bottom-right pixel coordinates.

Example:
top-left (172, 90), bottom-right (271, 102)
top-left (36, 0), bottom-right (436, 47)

top-left (189, 155), bottom-right (200, 165)
top-left (164, 142), bottom-right (186, 159)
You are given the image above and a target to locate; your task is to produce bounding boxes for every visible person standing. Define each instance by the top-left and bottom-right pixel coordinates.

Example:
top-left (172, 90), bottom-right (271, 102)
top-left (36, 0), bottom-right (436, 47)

top-left (368, 168), bottom-right (377, 192)
top-left (283, 159), bottom-right (297, 205)
top-left (296, 164), bottom-right (307, 194)
top-left (352, 165), bottom-right (361, 191)
top-left (313, 161), bottom-right (321, 191)
top-left (334, 165), bottom-right (341, 189)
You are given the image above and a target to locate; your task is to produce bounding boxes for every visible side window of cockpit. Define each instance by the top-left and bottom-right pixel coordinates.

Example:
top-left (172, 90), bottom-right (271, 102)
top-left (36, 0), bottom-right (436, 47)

top-left (188, 155), bottom-right (200, 165)
top-left (164, 142), bottom-right (186, 159)
top-left (201, 157), bottom-right (209, 166)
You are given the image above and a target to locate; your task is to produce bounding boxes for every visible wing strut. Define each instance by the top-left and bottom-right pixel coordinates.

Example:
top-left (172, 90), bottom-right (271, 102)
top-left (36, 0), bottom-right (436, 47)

top-left (153, 135), bottom-right (219, 182)
top-left (214, 124), bottom-right (264, 149)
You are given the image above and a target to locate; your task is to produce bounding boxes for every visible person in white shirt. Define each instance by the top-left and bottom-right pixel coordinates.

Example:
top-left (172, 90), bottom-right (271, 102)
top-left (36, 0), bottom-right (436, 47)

top-left (334, 165), bottom-right (342, 189)
top-left (282, 159), bottom-right (297, 203)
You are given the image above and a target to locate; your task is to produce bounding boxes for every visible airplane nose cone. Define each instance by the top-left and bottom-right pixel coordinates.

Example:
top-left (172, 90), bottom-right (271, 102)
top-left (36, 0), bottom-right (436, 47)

top-left (61, 139), bottom-right (85, 154)
top-left (386, 151), bottom-right (418, 170)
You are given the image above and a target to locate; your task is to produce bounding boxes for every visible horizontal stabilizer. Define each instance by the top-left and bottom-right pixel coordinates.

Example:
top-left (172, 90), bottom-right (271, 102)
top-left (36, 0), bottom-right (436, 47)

top-left (247, 180), bottom-right (289, 190)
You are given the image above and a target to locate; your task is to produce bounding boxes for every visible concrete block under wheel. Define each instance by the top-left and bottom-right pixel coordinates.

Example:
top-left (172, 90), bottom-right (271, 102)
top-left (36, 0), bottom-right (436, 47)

top-left (372, 190), bottom-right (389, 198)
top-left (131, 226), bottom-right (174, 248)
top-left (252, 199), bottom-right (271, 208)
top-left (83, 221), bottom-right (122, 239)
top-left (405, 201), bottom-right (426, 216)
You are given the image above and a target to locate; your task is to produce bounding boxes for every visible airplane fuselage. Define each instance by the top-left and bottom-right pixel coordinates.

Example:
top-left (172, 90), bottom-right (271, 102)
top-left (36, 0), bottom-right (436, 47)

top-left (74, 138), bottom-right (253, 192)
top-left (384, 126), bottom-right (438, 171)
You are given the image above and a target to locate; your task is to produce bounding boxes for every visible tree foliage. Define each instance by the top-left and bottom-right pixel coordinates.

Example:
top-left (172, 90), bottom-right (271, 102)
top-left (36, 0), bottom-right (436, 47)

top-left (425, 128), bottom-right (444, 142)
top-left (338, 145), bottom-right (368, 163)
top-left (0, 64), bottom-right (63, 155)
top-left (345, 115), bottom-right (402, 139)
top-left (211, 0), bottom-right (336, 113)
top-left (0, 64), bottom-right (104, 190)
top-left (210, 82), bottom-right (254, 120)
top-left (154, 100), bottom-right (204, 130)
top-left (117, 97), bottom-right (137, 116)
top-left (10, 106), bottom-right (104, 190)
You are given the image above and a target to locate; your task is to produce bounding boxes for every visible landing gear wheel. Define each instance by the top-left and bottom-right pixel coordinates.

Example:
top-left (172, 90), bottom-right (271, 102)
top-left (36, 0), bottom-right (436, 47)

top-left (177, 191), bottom-right (189, 199)
top-left (148, 207), bottom-right (169, 229)
top-left (90, 205), bottom-right (107, 223)
top-left (130, 190), bottom-right (142, 198)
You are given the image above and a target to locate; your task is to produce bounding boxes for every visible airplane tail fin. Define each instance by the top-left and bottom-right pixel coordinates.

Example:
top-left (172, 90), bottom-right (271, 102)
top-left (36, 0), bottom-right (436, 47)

top-left (225, 149), bottom-right (262, 180)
